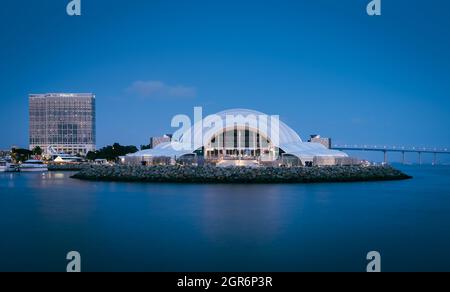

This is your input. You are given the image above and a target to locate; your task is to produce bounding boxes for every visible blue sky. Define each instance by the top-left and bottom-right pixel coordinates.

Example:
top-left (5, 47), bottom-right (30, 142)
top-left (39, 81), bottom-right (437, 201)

top-left (0, 0), bottom-right (449, 162)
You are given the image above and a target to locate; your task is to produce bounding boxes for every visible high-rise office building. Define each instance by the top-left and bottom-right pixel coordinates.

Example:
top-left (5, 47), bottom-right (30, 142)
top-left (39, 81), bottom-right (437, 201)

top-left (29, 93), bottom-right (96, 155)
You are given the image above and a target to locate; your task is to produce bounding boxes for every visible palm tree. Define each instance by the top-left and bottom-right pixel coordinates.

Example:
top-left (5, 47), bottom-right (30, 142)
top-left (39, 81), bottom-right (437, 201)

top-left (32, 146), bottom-right (43, 156)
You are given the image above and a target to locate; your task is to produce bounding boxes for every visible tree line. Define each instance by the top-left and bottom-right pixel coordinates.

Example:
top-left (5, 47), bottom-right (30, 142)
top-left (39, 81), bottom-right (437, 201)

top-left (9, 146), bottom-right (42, 163)
top-left (86, 143), bottom-right (138, 161)
top-left (5, 144), bottom-right (140, 163)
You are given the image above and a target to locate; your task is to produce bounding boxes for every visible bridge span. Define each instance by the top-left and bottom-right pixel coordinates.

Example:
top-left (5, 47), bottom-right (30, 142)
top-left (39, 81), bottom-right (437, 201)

top-left (331, 145), bottom-right (450, 165)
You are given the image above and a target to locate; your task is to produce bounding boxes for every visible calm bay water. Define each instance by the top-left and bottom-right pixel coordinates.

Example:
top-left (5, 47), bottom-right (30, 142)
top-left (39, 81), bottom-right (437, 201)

top-left (1, 165), bottom-right (450, 272)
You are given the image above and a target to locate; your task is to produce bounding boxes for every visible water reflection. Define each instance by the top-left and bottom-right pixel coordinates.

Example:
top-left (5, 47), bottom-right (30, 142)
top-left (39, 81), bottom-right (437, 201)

top-left (198, 185), bottom-right (297, 242)
top-left (1, 167), bottom-right (450, 271)
top-left (17, 172), bottom-right (97, 223)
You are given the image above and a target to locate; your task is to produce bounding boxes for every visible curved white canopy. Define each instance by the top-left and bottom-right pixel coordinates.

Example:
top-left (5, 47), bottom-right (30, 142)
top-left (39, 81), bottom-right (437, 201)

top-left (128, 108), bottom-right (348, 160)
top-left (127, 142), bottom-right (193, 159)
top-left (184, 108), bottom-right (303, 147)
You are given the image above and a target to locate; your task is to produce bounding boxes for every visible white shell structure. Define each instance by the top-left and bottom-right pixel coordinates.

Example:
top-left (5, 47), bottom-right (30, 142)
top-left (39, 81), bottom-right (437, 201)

top-left (126, 108), bottom-right (348, 163)
top-left (189, 108), bottom-right (303, 147)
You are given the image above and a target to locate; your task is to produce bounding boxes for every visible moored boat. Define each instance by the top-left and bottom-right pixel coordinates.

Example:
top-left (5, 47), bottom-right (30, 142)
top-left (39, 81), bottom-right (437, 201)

top-left (19, 160), bottom-right (48, 172)
top-left (0, 160), bottom-right (19, 172)
top-left (0, 160), bottom-right (7, 172)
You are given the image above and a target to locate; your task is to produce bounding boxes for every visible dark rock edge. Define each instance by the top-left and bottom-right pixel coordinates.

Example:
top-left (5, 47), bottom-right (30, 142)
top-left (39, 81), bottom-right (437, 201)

top-left (70, 165), bottom-right (412, 184)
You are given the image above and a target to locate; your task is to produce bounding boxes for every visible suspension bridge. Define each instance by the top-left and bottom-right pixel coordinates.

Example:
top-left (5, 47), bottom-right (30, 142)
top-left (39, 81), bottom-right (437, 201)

top-left (332, 145), bottom-right (450, 165)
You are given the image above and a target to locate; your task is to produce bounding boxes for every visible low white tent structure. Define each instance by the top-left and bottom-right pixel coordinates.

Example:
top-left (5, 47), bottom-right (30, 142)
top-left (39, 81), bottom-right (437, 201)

top-left (280, 142), bottom-right (349, 166)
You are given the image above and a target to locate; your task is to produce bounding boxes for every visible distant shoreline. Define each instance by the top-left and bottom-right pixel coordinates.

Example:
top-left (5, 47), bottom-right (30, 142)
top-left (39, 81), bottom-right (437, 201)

top-left (70, 165), bottom-right (412, 184)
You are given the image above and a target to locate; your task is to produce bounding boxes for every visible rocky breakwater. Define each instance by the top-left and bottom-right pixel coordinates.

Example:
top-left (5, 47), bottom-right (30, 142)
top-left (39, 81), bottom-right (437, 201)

top-left (71, 165), bottom-right (412, 184)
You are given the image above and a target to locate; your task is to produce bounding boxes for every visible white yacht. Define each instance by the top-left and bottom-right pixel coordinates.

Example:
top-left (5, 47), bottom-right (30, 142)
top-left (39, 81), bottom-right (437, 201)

top-left (0, 160), bottom-right (7, 172)
top-left (0, 160), bottom-right (19, 172)
top-left (19, 160), bottom-right (48, 172)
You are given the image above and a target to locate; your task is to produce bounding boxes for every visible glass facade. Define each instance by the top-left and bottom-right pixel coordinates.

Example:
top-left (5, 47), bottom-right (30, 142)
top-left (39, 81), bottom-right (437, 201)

top-left (206, 128), bottom-right (272, 159)
top-left (29, 93), bottom-right (96, 155)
